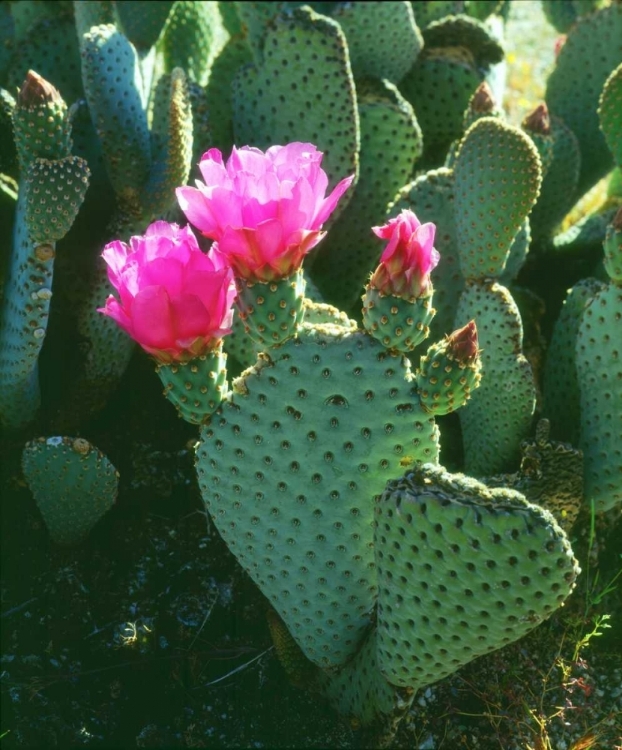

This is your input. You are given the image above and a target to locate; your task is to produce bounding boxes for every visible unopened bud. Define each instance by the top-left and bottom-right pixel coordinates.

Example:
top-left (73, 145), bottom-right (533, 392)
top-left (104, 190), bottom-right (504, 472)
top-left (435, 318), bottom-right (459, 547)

top-left (522, 103), bottom-right (551, 136)
top-left (470, 82), bottom-right (495, 114)
top-left (18, 71), bottom-right (62, 108)
top-left (447, 320), bottom-right (479, 363)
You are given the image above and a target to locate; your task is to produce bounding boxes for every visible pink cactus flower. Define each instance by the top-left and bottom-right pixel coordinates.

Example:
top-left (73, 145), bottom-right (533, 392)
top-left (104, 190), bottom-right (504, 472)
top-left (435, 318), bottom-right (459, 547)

top-left (554, 35), bottom-right (567, 59)
top-left (369, 209), bottom-right (439, 298)
top-left (176, 143), bottom-right (354, 282)
top-left (98, 221), bottom-right (237, 363)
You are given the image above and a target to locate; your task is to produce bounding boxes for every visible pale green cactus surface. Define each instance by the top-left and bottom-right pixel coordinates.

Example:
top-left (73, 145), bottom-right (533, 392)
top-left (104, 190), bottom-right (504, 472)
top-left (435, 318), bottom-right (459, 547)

top-left (0, 1), bottom-right (620, 745)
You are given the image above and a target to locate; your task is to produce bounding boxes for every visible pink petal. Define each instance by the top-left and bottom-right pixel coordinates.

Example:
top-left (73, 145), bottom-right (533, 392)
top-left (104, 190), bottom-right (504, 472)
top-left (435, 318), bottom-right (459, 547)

top-left (131, 286), bottom-right (175, 349)
top-left (98, 296), bottom-right (132, 336)
top-left (207, 186), bottom-right (244, 232)
top-left (229, 146), bottom-right (269, 177)
top-left (314, 173), bottom-right (355, 226)
top-left (416, 221), bottom-right (436, 252)
top-left (137, 257), bottom-right (184, 298)
top-left (176, 186), bottom-right (221, 237)
top-left (116, 260), bottom-right (140, 305)
top-left (197, 149), bottom-right (227, 185)
top-left (144, 220), bottom-right (178, 239)
top-left (241, 195), bottom-right (280, 227)
top-left (254, 219), bottom-right (285, 263)
top-left (285, 179), bottom-right (318, 230)
top-left (101, 240), bottom-right (131, 288)
top-left (169, 294), bottom-right (213, 342)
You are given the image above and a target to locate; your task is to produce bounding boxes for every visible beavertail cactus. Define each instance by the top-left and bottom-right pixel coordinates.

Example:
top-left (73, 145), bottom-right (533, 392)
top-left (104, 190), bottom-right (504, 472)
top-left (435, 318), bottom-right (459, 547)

top-left (545, 2), bottom-right (622, 197)
top-left (481, 419), bottom-right (584, 532)
top-left (177, 142), bottom-right (354, 346)
top-left (362, 209), bottom-right (439, 352)
top-left (4, 0), bottom-right (614, 736)
top-left (375, 463), bottom-right (579, 690)
top-left (21, 436), bottom-right (119, 545)
top-left (99, 221), bottom-right (237, 425)
top-left (575, 209), bottom-right (622, 512)
top-left (0, 72), bottom-right (89, 430)
top-left (93, 133), bottom-right (584, 733)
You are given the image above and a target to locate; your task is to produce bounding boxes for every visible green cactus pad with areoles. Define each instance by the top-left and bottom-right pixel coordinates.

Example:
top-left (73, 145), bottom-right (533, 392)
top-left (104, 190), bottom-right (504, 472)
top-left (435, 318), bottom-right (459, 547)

top-left (79, 24), bottom-right (151, 201)
top-left (399, 48), bottom-right (483, 160)
top-left (12, 76), bottom-right (72, 169)
top-left (543, 278), bottom-right (606, 444)
top-left (455, 280), bottom-right (537, 475)
top-left (575, 283), bottom-right (622, 512)
top-left (415, 323), bottom-right (482, 415)
top-left (603, 210), bottom-right (622, 282)
top-left (143, 67), bottom-right (193, 218)
top-left (21, 436), bottom-right (119, 546)
top-left (331, 1), bottom-right (423, 83)
top-left (235, 269), bottom-right (306, 347)
top-left (362, 288), bottom-right (436, 353)
top-left (156, 345), bottom-right (229, 425)
top-left (529, 115), bottom-right (581, 241)
top-left (196, 324), bottom-right (441, 669)
top-left (421, 14), bottom-right (504, 69)
top-left (319, 627), bottom-right (414, 729)
top-left (375, 464), bottom-right (579, 689)
top-left (158, 0), bottom-right (228, 87)
top-left (390, 168), bottom-right (463, 345)
top-left (310, 78), bottom-right (422, 310)
top-left (232, 5), bottom-right (358, 208)
top-left (545, 3), bottom-right (622, 195)
top-left (599, 63), bottom-right (622, 169)
top-left (453, 117), bottom-right (542, 279)
top-left (24, 155), bottom-right (90, 243)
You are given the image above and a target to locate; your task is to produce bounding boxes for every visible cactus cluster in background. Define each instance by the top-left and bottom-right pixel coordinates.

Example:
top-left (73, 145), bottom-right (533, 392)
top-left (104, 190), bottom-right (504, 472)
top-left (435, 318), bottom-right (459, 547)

top-left (0, 0), bottom-right (621, 745)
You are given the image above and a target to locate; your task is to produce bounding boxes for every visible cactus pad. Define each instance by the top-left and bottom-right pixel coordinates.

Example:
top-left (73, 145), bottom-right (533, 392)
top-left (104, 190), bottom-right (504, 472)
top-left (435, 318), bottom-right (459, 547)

top-left (545, 3), bottom-right (622, 195)
top-left (158, 0), bottom-right (228, 87)
top-left (196, 325), bottom-right (440, 669)
top-left (400, 48), bottom-right (482, 161)
top-left (575, 284), bottom-right (622, 512)
top-left (79, 23), bottom-right (151, 200)
top-left (529, 115), bottom-right (581, 240)
top-left (362, 289), bottom-right (435, 353)
top-left (453, 117), bottom-right (542, 279)
top-left (311, 78), bottom-right (422, 310)
top-left (543, 278), bottom-right (606, 444)
top-left (331, 1), bottom-right (423, 83)
top-left (421, 14), bottom-right (504, 69)
top-left (232, 5), bottom-right (358, 201)
top-left (235, 270), bottom-right (307, 347)
top-left (24, 155), bottom-right (90, 243)
top-left (455, 280), bottom-right (537, 475)
top-left (156, 345), bottom-right (229, 425)
top-left (143, 67), bottom-right (193, 218)
top-left (481, 420), bottom-right (584, 532)
top-left (375, 464), bottom-right (579, 689)
top-left (7, 16), bottom-right (83, 105)
top-left (415, 321), bottom-right (482, 415)
top-left (21, 436), bottom-right (119, 545)
top-left (599, 62), bottom-right (622, 169)
top-left (319, 628), bottom-right (414, 730)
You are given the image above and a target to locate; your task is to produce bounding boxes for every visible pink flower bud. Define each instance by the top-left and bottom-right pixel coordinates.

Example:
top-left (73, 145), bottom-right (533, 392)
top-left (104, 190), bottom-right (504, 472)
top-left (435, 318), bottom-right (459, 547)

top-left (98, 221), bottom-right (237, 363)
top-left (369, 210), bottom-right (440, 298)
top-left (554, 35), bottom-right (567, 58)
top-left (176, 143), bottom-right (354, 282)
top-left (446, 320), bottom-right (479, 363)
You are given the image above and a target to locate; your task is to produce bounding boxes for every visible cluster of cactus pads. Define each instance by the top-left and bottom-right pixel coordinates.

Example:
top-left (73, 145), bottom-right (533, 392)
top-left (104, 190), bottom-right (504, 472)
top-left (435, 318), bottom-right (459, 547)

top-left (1, 0), bottom-right (620, 741)
top-left (193, 295), bottom-right (580, 736)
